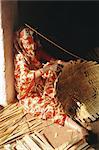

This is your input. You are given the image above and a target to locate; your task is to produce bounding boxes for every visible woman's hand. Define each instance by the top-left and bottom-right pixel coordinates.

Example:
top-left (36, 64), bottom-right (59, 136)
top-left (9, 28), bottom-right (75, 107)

top-left (49, 62), bottom-right (58, 72)
top-left (43, 61), bottom-right (59, 73)
top-left (43, 60), bottom-right (64, 74)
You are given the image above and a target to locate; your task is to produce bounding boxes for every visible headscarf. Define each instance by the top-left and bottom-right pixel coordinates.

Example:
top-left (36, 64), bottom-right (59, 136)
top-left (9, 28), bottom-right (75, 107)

top-left (14, 26), bottom-right (41, 59)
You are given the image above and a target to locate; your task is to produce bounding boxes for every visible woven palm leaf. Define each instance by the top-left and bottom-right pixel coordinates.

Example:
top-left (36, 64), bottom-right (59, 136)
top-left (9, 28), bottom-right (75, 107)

top-left (56, 60), bottom-right (99, 122)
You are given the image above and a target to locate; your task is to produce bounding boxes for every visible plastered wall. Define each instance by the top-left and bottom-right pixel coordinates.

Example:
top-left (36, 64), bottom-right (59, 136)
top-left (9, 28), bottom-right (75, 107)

top-left (1, 1), bottom-right (18, 104)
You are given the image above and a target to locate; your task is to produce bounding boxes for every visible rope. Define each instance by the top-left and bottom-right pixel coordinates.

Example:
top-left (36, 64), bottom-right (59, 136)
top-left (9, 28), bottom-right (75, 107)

top-left (25, 24), bottom-right (85, 60)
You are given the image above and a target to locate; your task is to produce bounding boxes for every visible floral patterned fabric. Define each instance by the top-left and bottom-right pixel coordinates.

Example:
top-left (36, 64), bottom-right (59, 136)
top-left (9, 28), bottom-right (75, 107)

top-left (14, 27), bottom-right (67, 125)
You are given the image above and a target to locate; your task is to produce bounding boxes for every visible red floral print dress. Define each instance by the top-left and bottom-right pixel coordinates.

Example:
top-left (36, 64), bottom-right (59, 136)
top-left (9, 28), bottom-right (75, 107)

top-left (14, 27), bottom-right (67, 125)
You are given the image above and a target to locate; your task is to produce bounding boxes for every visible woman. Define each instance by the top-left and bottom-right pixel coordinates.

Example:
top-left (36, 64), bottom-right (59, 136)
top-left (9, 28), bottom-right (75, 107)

top-left (14, 26), bottom-right (65, 122)
top-left (14, 26), bottom-right (88, 137)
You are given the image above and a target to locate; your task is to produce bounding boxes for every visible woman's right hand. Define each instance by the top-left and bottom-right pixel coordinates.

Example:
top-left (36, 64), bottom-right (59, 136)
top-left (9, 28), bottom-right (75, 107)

top-left (49, 62), bottom-right (58, 72)
top-left (43, 61), bottom-right (58, 73)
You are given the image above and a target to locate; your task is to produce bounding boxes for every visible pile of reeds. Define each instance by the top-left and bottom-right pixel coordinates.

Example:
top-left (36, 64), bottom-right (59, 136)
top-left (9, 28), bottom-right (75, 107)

top-left (0, 102), bottom-right (53, 149)
top-left (4, 132), bottom-right (95, 150)
top-left (5, 132), bottom-right (54, 150)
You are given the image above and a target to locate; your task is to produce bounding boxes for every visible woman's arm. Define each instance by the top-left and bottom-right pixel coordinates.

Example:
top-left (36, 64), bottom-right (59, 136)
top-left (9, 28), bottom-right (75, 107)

top-left (15, 54), bottom-right (59, 99)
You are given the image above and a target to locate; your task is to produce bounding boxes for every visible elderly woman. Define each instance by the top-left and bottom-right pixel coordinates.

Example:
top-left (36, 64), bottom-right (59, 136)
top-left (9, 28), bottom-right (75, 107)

top-left (14, 26), bottom-right (88, 138)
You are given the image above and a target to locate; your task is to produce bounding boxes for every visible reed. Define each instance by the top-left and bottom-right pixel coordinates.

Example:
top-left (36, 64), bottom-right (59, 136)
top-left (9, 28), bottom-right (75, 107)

top-left (0, 102), bottom-right (54, 149)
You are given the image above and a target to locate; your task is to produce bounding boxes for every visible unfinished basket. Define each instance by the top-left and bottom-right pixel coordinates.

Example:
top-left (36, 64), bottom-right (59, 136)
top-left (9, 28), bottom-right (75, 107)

top-left (56, 60), bottom-right (99, 123)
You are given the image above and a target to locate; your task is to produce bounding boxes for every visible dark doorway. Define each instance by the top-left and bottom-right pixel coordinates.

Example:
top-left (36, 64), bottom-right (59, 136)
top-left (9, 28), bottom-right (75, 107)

top-left (17, 1), bottom-right (99, 61)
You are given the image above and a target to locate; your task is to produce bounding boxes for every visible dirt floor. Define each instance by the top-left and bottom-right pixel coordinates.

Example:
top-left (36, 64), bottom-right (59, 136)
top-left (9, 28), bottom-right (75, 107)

top-left (25, 113), bottom-right (99, 149)
top-left (41, 120), bottom-right (99, 149)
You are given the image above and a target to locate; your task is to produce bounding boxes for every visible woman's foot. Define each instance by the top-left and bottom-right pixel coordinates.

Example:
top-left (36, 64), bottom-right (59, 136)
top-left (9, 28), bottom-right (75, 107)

top-left (80, 127), bottom-right (88, 138)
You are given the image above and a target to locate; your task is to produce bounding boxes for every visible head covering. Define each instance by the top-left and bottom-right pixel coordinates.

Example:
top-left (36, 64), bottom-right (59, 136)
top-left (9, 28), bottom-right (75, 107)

top-left (14, 26), bottom-right (40, 58)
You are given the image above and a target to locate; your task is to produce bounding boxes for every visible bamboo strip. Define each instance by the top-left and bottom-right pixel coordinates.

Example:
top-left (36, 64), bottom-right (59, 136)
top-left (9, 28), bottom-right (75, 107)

top-left (0, 112), bottom-right (25, 130)
top-left (0, 124), bottom-right (19, 144)
top-left (4, 120), bottom-right (51, 145)
top-left (0, 120), bottom-right (43, 146)
top-left (23, 134), bottom-right (41, 150)
top-left (31, 134), bottom-right (46, 150)
top-left (0, 107), bottom-right (24, 121)
top-left (16, 140), bottom-right (29, 150)
top-left (9, 118), bottom-right (42, 137)
top-left (0, 114), bottom-right (26, 138)
top-left (0, 103), bottom-right (19, 116)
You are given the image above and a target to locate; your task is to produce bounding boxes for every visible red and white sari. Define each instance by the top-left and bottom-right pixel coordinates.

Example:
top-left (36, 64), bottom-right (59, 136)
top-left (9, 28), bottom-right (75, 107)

top-left (14, 27), bottom-right (67, 125)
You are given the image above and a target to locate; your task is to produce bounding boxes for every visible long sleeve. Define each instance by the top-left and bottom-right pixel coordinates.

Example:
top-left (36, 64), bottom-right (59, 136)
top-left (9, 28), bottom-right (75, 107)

top-left (14, 53), bottom-right (44, 100)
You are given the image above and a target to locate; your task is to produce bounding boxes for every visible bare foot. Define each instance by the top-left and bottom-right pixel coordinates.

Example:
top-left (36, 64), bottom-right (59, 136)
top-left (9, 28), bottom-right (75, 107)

top-left (80, 127), bottom-right (88, 138)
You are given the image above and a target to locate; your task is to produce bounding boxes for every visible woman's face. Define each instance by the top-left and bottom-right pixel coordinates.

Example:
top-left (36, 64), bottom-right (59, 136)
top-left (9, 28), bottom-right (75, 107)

top-left (19, 28), bottom-right (37, 58)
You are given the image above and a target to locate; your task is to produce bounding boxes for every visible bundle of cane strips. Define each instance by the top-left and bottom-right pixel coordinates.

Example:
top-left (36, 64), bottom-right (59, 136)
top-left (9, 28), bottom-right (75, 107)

top-left (0, 102), bottom-right (53, 149)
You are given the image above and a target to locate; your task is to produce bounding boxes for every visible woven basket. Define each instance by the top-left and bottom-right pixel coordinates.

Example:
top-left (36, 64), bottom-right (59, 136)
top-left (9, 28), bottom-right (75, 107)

top-left (56, 60), bottom-right (99, 122)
